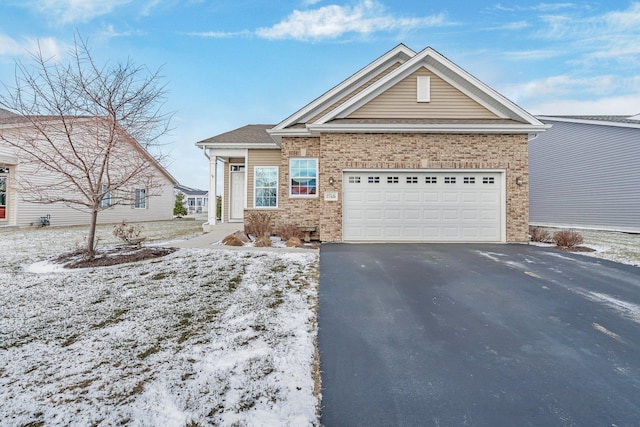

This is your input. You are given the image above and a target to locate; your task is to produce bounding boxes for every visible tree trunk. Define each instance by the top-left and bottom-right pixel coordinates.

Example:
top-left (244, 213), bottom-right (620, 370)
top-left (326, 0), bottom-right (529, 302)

top-left (86, 207), bottom-right (99, 259)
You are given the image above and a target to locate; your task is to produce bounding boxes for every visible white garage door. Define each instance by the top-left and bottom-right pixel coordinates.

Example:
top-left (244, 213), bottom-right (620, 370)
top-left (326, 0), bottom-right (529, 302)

top-left (343, 171), bottom-right (503, 242)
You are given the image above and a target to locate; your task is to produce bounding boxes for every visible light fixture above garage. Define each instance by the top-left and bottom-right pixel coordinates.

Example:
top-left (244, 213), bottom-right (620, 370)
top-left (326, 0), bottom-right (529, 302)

top-left (516, 177), bottom-right (523, 186)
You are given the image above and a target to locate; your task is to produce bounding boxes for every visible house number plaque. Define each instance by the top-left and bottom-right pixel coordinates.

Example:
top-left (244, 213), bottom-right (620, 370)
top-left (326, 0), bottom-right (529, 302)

top-left (324, 191), bottom-right (338, 201)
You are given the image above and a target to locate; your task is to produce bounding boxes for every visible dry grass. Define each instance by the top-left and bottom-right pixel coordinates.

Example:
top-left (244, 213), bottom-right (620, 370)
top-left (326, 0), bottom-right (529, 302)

top-left (245, 211), bottom-right (272, 238)
top-left (276, 223), bottom-right (304, 241)
top-left (530, 226), bottom-right (552, 243)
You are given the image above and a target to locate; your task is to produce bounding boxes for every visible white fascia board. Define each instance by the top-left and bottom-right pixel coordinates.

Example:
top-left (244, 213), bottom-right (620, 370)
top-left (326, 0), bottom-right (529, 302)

top-left (272, 44), bottom-right (416, 131)
top-left (537, 116), bottom-right (640, 129)
top-left (306, 123), bottom-right (550, 134)
top-left (316, 47), bottom-right (543, 127)
top-left (202, 148), bottom-right (253, 158)
top-left (424, 49), bottom-right (544, 126)
top-left (196, 142), bottom-right (278, 150)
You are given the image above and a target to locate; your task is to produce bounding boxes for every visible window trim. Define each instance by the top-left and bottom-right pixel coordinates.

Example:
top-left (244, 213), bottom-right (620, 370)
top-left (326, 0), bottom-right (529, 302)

top-left (254, 165), bottom-right (279, 208)
top-left (289, 158), bottom-right (318, 198)
top-left (99, 184), bottom-right (111, 208)
top-left (134, 188), bottom-right (147, 209)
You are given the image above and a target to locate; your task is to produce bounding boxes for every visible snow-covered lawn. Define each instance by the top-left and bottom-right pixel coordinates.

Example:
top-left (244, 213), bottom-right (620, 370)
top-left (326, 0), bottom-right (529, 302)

top-left (531, 227), bottom-right (640, 267)
top-left (0, 221), bottom-right (320, 426)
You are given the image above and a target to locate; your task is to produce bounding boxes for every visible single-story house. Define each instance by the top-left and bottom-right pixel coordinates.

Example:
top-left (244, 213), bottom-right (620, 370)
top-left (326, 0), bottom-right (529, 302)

top-left (530, 115), bottom-right (640, 233)
top-left (0, 108), bottom-right (177, 228)
top-left (174, 184), bottom-right (209, 214)
top-left (196, 44), bottom-right (549, 242)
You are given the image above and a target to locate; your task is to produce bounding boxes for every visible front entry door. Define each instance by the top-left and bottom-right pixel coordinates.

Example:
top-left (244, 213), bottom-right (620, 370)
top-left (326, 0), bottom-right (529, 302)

top-left (230, 169), bottom-right (245, 221)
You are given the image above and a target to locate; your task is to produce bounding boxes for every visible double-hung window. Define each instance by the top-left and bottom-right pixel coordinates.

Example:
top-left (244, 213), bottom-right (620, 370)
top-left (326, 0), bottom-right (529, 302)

top-left (99, 184), bottom-right (111, 208)
top-left (134, 188), bottom-right (147, 209)
top-left (254, 166), bottom-right (278, 207)
top-left (290, 158), bottom-right (317, 197)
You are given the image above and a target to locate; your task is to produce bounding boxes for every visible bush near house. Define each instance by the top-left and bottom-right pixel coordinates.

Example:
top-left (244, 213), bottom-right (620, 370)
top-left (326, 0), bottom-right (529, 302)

top-left (277, 223), bottom-right (304, 241)
top-left (553, 230), bottom-right (584, 248)
top-left (245, 211), bottom-right (272, 238)
top-left (530, 226), bottom-right (552, 243)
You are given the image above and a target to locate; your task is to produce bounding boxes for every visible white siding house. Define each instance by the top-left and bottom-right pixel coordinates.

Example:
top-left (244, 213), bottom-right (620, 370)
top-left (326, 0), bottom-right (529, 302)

top-left (530, 116), bottom-right (640, 233)
top-left (0, 109), bottom-right (177, 228)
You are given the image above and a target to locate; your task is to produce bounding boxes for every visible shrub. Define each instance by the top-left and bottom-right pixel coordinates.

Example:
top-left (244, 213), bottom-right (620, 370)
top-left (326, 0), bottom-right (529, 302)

top-left (221, 235), bottom-right (244, 246)
top-left (276, 223), bottom-right (303, 241)
top-left (113, 221), bottom-right (146, 247)
top-left (254, 234), bottom-right (272, 247)
top-left (530, 226), bottom-right (551, 242)
top-left (553, 230), bottom-right (584, 248)
top-left (245, 211), bottom-right (272, 238)
top-left (285, 237), bottom-right (303, 248)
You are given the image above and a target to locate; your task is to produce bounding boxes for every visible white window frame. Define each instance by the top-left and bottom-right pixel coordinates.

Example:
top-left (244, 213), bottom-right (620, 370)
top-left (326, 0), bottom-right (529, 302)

top-left (254, 166), bottom-right (279, 208)
top-left (99, 184), bottom-right (111, 208)
top-left (134, 188), bottom-right (147, 209)
top-left (289, 158), bottom-right (318, 198)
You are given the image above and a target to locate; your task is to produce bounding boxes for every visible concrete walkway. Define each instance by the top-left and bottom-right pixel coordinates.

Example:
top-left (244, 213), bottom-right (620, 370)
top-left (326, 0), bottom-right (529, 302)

top-left (170, 222), bottom-right (242, 249)
top-left (167, 222), bottom-right (318, 253)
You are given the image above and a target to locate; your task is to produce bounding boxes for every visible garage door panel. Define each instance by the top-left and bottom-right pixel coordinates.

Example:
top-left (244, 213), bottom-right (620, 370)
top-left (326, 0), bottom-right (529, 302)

top-left (343, 171), bottom-right (502, 242)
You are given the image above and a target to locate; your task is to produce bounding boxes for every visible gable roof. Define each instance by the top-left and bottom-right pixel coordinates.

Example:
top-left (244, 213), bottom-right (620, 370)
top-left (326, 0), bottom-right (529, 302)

top-left (0, 111), bottom-right (178, 184)
top-left (195, 124), bottom-right (276, 148)
top-left (174, 184), bottom-right (208, 195)
top-left (269, 44), bottom-right (548, 143)
top-left (537, 115), bottom-right (640, 129)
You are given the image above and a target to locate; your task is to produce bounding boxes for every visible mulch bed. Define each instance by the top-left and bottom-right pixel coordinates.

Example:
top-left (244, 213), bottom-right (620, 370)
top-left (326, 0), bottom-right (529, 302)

top-left (555, 245), bottom-right (596, 252)
top-left (56, 246), bottom-right (177, 269)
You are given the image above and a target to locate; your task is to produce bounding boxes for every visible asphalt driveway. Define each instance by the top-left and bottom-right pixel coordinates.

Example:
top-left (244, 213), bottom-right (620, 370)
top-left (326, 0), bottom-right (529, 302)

top-left (318, 243), bottom-right (640, 426)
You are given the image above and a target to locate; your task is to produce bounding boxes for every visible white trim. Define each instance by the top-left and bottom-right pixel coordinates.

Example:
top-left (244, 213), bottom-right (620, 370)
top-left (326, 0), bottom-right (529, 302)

top-left (253, 165), bottom-right (279, 209)
top-left (273, 44), bottom-right (416, 131)
top-left (289, 157), bottom-right (319, 198)
top-left (134, 188), bottom-right (147, 209)
top-left (537, 116), bottom-right (640, 129)
top-left (306, 123), bottom-right (550, 134)
top-left (228, 162), bottom-right (245, 221)
top-left (316, 47), bottom-right (545, 127)
top-left (197, 143), bottom-right (278, 150)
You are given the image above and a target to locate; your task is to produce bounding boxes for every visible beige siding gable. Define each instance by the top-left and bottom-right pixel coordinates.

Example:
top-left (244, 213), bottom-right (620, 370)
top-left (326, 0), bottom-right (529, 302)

top-left (347, 67), bottom-right (498, 119)
top-left (307, 61), bottom-right (403, 123)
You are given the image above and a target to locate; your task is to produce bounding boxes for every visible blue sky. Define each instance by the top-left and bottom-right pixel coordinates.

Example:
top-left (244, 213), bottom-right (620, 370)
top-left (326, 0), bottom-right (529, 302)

top-left (1, 0), bottom-right (639, 189)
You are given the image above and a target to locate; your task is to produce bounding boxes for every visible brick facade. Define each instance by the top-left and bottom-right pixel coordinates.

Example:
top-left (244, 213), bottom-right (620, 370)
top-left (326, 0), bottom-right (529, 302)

top-left (249, 132), bottom-right (529, 242)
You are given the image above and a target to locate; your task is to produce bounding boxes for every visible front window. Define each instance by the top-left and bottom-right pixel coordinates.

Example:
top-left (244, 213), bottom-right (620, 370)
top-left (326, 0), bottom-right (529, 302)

top-left (290, 158), bottom-right (317, 197)
top-left (0, 167), bottom-right (8, 220)
top-left (255, 166), bottom-right (278, 207)
top-left (99, 184), bottom-right (111, 208)
top-left (134, 188), bottom-right (147, 209)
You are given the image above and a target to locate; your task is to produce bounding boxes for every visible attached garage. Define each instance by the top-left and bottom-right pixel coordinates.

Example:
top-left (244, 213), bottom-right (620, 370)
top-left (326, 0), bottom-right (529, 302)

top-left (343, 171), bottom-right (504, 242)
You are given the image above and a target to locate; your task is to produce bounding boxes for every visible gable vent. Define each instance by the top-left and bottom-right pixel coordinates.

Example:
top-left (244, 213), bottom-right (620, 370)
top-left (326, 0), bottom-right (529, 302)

top-left (417, 76), bottom-right (431, 103)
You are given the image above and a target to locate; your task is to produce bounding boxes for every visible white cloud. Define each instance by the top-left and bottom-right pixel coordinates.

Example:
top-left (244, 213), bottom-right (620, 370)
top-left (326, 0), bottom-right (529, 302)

top-left (503, 74), bottom-right (626, 103)
top-left (26, 0), bottom-right (132, 24)
top-left (0, 33), bottom-right (65, 60)
top-left (184, 30), bottom-right (253, 39)
top-left (529, 94), bottom-right (640, 115)
top-left (255, 0), bottom-right (451, 41)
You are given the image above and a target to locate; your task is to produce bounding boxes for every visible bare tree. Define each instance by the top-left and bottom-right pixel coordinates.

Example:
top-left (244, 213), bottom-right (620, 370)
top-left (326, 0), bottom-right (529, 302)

top-left (0, 36), bottom-right (171, 258)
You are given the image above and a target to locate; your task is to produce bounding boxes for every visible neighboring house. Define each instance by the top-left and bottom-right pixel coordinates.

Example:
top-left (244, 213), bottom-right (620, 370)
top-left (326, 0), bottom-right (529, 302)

top-left (174, 184), bottom-right (209, 214)
top-left (0, 108), bottom-right (177, 228)
top-left (530, 115), bottom-right (640, 233)
top-left (196, 44), bottom-right (548, 242)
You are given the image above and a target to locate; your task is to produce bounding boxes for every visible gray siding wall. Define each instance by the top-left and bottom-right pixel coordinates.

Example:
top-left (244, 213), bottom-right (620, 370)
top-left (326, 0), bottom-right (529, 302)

top-left (529, 120), bottom-right (640, 232)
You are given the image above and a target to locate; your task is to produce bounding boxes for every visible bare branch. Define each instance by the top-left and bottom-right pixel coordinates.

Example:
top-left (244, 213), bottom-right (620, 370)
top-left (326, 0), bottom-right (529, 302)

top-left (0, 34), bottom-right (173, 258)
